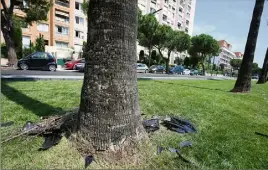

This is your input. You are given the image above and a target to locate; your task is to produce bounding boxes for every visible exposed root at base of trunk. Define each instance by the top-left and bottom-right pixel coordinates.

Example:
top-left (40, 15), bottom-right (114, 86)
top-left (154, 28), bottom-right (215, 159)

top-left (230, 88), bottom-right (250, 93)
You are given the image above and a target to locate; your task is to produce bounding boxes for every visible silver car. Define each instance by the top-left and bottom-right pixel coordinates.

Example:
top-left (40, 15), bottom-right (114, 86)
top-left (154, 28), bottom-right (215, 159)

top-left (136, 63), bottom-right (149, 73)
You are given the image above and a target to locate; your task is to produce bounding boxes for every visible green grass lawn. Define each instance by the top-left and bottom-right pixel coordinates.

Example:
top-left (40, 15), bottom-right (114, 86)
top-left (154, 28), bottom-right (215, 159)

top-left (1, 80), bottom-right (268, 169)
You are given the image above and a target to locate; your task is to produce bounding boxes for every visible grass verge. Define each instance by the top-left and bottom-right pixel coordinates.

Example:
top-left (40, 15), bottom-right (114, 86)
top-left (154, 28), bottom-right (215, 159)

top-left (1, 80), bottom-right (268, 169)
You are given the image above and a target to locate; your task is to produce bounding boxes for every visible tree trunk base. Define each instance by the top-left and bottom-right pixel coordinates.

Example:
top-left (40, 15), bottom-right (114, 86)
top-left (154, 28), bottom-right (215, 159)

top-left (69, 125), bottom-right (149, 167)
top-left (230, 88), bottom-right (250, 93)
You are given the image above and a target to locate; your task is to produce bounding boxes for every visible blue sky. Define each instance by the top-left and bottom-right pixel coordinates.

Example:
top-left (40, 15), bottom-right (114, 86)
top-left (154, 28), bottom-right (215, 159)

top-left (193, 0), bottom-right (267, 66)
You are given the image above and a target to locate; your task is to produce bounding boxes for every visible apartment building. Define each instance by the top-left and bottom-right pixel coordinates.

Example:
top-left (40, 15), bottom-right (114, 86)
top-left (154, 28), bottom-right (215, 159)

top-left (213, 40), bottom-right (236, 69)
top-left (137, 0), bottom-right (196, 64)
top-left (234, 52), bottom-right (244, 59)
top-left (1, 0), bottom-right (87, 59)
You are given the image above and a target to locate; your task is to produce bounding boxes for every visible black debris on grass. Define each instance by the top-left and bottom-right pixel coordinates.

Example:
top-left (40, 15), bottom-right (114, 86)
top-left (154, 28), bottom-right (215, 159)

top-left (0, 121), bottom-right (14, 127)
top-left (162, 116), bottom-right (197, 134)
top-left (85, 155), bottom-right (94, 169)
top-left (142, 118), bottom-right (160, 133)
top-left (39, 133), bottom-right (62, 151)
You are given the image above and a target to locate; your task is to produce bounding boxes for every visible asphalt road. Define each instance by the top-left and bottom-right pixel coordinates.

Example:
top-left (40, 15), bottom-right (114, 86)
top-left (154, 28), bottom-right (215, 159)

top-left (1, 68), bottom-right (235, 80)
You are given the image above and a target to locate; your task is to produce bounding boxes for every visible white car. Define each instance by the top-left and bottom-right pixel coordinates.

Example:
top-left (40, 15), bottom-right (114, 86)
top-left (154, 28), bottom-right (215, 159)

top-left (136, 63), bottom-right (149, 73)
top-left (183, 69), bottom-right (191, 75)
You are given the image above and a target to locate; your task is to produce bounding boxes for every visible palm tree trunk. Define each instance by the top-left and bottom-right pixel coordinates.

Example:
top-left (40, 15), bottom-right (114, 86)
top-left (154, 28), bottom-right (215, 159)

top-left (77, 0), bottom-right (143, 151)
top-left (257, 47), bottom-right (268, 84)
top-left (231, 0), bottom-right (265, 92)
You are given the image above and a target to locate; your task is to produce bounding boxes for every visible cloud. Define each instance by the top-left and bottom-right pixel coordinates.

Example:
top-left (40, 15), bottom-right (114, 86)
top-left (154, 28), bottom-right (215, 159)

top-left (193, 24), bottom-right (246, 52)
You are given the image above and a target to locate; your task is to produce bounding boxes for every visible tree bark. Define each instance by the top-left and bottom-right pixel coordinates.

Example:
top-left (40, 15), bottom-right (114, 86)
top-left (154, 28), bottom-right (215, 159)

top-left (77, 0), bottom-right (143, 151)
top-left (231, 0), bottom-right (265, 92)
top-left (1, 8), bottom-right (18, 66)
top-left (166, 51), bottom-right (171, 74)
top-left (201, 55), bottom-right (205, 76)
top-left (257, 47), bottom-right (268, 84)
top-left (148, 45), bottom-right (152, 67)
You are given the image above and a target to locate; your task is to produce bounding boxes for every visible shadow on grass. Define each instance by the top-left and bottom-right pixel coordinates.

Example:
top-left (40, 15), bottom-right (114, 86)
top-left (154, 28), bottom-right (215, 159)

top-left (155, 80), bottom-right (228, 92)
top-left (1, 81), bottom-right (64, 117)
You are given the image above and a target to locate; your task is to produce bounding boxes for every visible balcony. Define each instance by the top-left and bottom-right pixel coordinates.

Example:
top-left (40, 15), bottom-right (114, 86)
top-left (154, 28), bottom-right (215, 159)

top-left (55, 0), bottom-right (69, 8)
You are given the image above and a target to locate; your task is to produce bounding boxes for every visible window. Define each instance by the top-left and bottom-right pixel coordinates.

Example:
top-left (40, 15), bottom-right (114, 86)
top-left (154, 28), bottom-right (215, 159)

top-left (55, 10), bottom-right (69, 23)
top-left (185, 27), bottom-right (188, 33)
top-left (179, 7), bottom-right (183, 12)
top-left (162, 14), bottom-right (167, 21)
top-left (31, 52), bottom-right (48, 59)
top-left (56, 41), bottom-right (68, 48)
top-left (22, 36), bottom-right (31, 48)
top-left (165, 0), bottom-right (168, 3)
top-left (75, 1), bottom-right (80, 10)
top-left (188, 5), bottom-right (191, 12)
top-left (151, 0), bottom-right (156, 4)
top-left (75, 16), bottom-right (84, 25)
top-left (186, 20), bottom-right (189, 25)
top-left (186, 12), bottom-right (190, 18)
top-left (177, 22), bottom-right (181, 28)
top-left (75, 30), bottom-right (84, 39)
top-left (37, 23), bottom-right (49, 32)
top-left (56, 26), bottom-right (68, 35)
top-left (150, 7), bottom-right (156, 13)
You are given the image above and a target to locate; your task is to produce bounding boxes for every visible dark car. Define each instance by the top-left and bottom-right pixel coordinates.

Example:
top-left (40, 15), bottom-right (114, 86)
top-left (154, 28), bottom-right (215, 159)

top-left (17, 52), bottom-right (57, 71)
top-left (170, 65), bottom-right (184, 74)
top-left (149, 65), bottom-right (165, 73)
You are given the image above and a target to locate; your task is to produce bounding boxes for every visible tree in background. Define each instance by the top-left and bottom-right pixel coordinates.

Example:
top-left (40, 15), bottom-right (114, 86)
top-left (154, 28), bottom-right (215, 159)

top-left (77, 0), bottom-right (144, 152)
top-left (252, 63), bottom-right (261, 75)
top-left (188, 34), bottom-right (220, 75)
top-left (220, 63), bottom-right (225, 74)
top-left (230, 59), bottom-right (242, 70)
top-left (1, 0), bottom-right (51, 66)
top-left (138, 14), bottom-right (159, 67)
top-left (35, 34), bottom-right (45, 52)
top-left (231, 0), bottom-right (265, 92)
top-left (257, 47), bottom-right (268, 84)
top-left (12, 16), bottom-right (23, 59)
top-left (183, 57), bottom-right (191, 68)
top-left (174, 57), bottom-right (183, 65)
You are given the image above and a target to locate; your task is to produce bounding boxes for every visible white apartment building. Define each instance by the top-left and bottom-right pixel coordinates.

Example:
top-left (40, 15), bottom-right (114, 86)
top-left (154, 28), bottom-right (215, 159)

top-left (73, 0), bottom-right (88, 59)
top-left (137, 0), bottom-right (196, 64)
top-left (213, 40), bottom-right (236, 69)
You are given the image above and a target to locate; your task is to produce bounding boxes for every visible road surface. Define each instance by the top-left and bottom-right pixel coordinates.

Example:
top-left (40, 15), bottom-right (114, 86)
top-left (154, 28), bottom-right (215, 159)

top-left (1, 69), bottom-right (235, 81)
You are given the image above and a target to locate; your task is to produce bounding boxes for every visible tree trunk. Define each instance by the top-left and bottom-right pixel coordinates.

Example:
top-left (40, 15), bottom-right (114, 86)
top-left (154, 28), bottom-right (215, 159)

top-left (257, 47), bottom-right (268, 84)
top-left (1, 22), bottom-right (18, 67)
top-left (77, 0), bottom-right (143, 151)
top-left (148, 45), bottom-right (152, 67)
top-left (211, 56), bottom-right (215, 76)
top-left (231, 0), bottom-right (265, 92)
top-left (166, 51), bottom-right (171, 74)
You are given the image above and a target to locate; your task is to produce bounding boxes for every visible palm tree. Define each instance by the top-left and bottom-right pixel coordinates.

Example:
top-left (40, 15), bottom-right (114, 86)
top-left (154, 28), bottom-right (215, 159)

top-left (257, 47), bottom-right (268, 84)
top-left (231, 0), bottom-right (265, 92)
top-left (77, 0), bottom-right (143, 151)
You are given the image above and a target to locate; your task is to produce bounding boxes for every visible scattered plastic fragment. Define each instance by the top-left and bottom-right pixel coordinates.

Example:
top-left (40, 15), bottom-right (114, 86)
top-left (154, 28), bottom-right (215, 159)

top-left (23, 121), bottom-right (37, 131)
top-left (168, 148), bottom-right (180, 153)
top-left (1, 121), bottom-right (14, 127)
top-left (157, 145), bottom-right (165, 155)
top-left (142, 118), bottom-right (159, 133)
top-left (179, 141), bottom-right (193, 148)
top-left (39, 133), bottom-right (62, 150)
top-left (85, 155), bottom-right (94, 168)
top-left (162, 116), bottom-right (196, 133)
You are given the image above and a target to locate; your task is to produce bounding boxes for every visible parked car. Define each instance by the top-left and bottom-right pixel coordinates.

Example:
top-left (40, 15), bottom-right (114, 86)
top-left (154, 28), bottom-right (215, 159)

top-left (190, 69), bottom-right (199, 76)
top-left (136, 63), bottom-right (149, 73)
top-left (17, 52), bottom-right (57, 71)
top-left (65, 58), bottom-right (84, 70)
top-left (170, 65), bottom-right (184, 74)
top-left (77, 63), bottom-right (85, 72)
top-left (74, 58), bottom-right (85, 70)
top-left (183, 69), bottom-right (191, 75)
top-left (149, 65), bottom-right (165, 73)
top-left (252, 75), bottom-right (259, 80)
